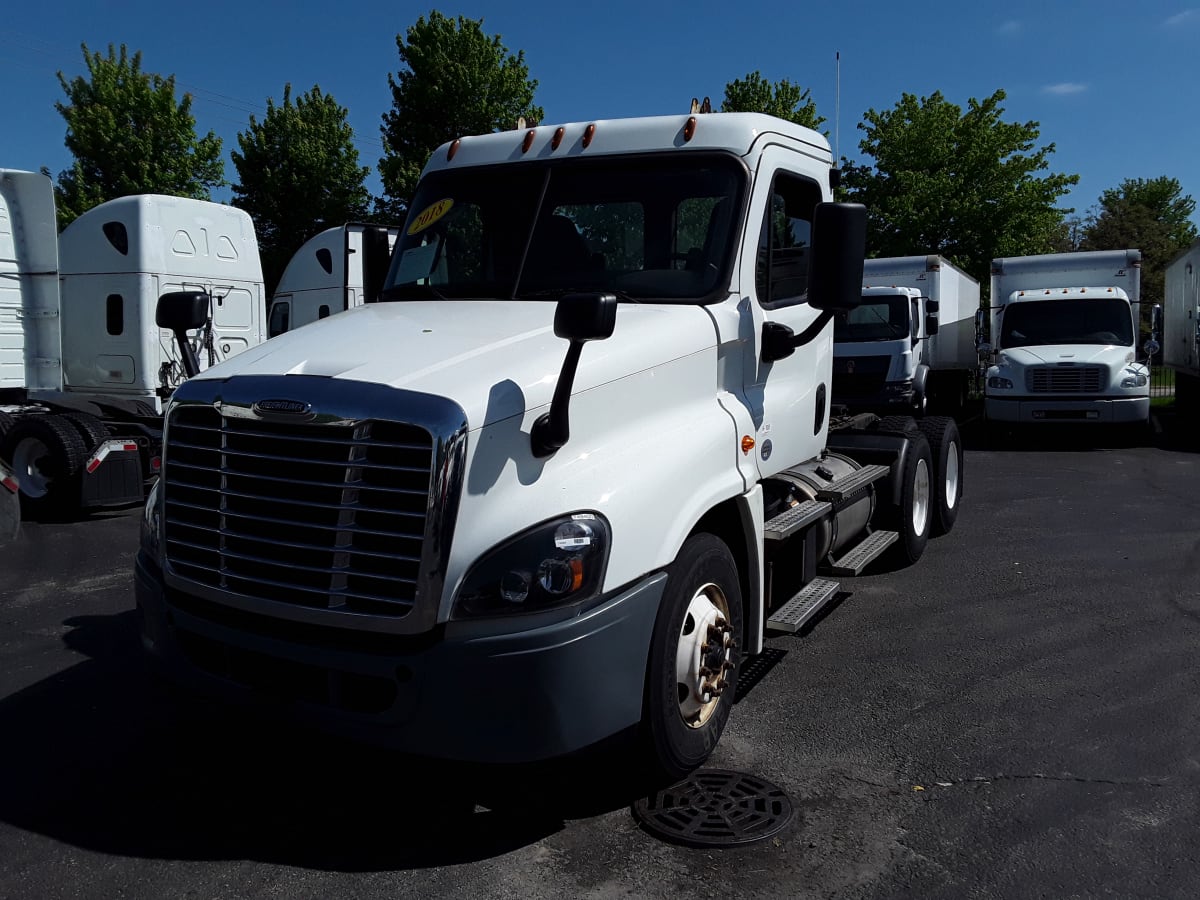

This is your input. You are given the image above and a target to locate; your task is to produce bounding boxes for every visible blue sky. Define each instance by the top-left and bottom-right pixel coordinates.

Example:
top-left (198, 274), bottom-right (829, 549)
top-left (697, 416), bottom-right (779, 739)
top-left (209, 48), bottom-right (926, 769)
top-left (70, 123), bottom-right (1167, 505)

top-left (3, 0), bottom-right (1198, 227)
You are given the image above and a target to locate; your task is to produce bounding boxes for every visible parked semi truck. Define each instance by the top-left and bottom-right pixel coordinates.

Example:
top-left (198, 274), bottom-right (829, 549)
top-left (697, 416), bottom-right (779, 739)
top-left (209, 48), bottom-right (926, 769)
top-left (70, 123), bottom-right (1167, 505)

top-left (1164, 239), bottom-right (1200, 413)
top-left (138, 112), bottom-right (964, 778)
top-left (981, 250), bottom-right (1149, 428)
top-left (267, 223), bottom-right (400, 336)
top-left (833, 255), bottom-right (979, 414)
top-left (0, 169), bottom-right (266, 514)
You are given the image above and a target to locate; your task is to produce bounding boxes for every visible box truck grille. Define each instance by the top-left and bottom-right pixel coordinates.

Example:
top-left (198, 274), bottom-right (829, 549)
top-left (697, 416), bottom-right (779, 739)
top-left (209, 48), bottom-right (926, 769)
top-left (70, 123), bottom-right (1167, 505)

top-left (162, 405), bottom-right (433, 618)
top-left (1026, 366), bottom-right (1104, 393)
top-left (832, 355), bottom-right (891, 397)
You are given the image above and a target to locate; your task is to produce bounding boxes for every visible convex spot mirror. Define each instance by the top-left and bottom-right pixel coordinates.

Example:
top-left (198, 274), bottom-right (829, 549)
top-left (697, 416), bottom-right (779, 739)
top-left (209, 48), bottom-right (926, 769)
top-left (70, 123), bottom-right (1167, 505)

top-left (554, 292), bottom-right (617, 342)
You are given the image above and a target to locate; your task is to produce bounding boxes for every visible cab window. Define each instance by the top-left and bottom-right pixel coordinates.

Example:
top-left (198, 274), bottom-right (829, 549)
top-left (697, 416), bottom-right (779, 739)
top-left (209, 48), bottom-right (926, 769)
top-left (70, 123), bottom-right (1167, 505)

top-left (756, 172), bottom-right (821, 308)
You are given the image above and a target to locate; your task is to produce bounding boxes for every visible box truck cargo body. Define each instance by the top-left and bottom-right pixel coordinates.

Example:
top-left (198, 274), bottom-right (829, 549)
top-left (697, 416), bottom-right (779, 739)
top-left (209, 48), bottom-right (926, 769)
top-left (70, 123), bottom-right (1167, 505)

top-left (833, 255), bottom-right (979, 414)
top-left (1164, 239), bottom-right (1200, 411)
top-left (983, 250), bottom-right (1148, 426)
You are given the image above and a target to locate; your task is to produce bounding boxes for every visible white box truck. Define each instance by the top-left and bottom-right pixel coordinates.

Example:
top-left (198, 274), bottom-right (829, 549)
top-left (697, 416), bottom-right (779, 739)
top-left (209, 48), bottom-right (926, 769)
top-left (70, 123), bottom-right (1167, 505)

top-left (833, 255), bottom-right (979, 414)
top-left (1164, 239), bottom-right (1200, 412)
top-left (137, 112), bottom-right (965, 778)
top-left (982, 249), bottom-right (1150, 427)
top-left (267, 223), bottom-right (400, 336)
top-left (0, 169), bottom-right (267, 514)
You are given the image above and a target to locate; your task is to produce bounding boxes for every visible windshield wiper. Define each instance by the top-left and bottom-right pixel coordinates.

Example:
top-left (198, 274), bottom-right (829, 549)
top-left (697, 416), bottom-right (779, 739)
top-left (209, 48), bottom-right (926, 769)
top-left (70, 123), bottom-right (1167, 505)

top-left (515, 288), bottom-right (643, 304)
top-left (866, 306), bottom-right (907, 338)
top-left (379, 282), bottom-right (451, 302)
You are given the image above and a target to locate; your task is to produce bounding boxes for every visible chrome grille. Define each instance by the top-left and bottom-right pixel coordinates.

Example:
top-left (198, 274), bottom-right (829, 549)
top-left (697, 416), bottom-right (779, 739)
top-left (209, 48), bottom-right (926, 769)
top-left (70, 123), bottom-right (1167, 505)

top-left (163, 405), bottom-right (433, 618)
top-left (1026, 365), bottom-right (1104, 393)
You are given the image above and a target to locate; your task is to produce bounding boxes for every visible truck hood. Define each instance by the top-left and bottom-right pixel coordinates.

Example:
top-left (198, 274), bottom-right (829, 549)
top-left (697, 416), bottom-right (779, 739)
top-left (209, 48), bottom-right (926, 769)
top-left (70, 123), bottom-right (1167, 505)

top-left (191, 300), bottom-right (720, 429)
top-left (998, 344), bottom-right (1134, 367)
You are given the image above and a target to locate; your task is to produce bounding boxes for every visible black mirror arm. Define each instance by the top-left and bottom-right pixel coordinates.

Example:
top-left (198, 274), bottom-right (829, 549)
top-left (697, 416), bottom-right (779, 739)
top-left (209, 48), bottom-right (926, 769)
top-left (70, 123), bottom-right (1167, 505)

top-left (173, 328), bottom-right (201, 378)
top-left (531, 341), bottom-right (585, 458)
top-left (762, 311), bottom-right (835, 363)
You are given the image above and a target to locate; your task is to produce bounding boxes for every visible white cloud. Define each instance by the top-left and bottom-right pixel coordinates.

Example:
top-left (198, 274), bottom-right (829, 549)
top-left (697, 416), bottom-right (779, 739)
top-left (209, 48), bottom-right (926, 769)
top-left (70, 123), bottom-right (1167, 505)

top-left (1164, 8), bottom-right (1199, 26)
top-left (1042, 82), bottom-right (1088, 96)
top-left (997, 19), bottom-right (1021, 36)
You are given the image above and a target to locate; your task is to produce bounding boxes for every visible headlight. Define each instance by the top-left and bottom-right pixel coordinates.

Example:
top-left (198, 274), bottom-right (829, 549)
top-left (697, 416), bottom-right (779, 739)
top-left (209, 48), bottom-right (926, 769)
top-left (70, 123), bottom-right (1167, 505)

top-left (1121, 373), bottom-right (1148, 388)
top-left (987, 376), bottom-right (1013, 389)
top-left (452, 513), bottom-right (610, 619)
top-left (140, 477), bottom-right (162, 563)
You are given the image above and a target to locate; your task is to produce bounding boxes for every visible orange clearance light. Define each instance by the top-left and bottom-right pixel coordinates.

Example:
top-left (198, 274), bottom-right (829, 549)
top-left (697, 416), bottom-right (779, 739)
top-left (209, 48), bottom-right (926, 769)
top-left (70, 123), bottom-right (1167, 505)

top-left (521, 129), bottom-right (536, 153)
top-left (447, 138), bottom-right (461, 161)
top-left (551, 126), bottom-right (565, 150)
top-left (683, 116), bottom-right (697, 142)
top-left (582, 123), bottom-right (596, 148)
top-left (570, 557), bottom-right (584, 591)
top-left (741, 435), bottom-right (756, 455)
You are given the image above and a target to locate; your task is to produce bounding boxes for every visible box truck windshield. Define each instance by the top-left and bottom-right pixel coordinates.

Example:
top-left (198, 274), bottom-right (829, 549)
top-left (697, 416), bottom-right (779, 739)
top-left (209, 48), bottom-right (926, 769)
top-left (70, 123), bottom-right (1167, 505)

top-left (381, 154), bottom-right (746, 303)
top-left (834, 294), bottom-right (911, 342)
top-left (999, 297), bottom-right (1134, 348)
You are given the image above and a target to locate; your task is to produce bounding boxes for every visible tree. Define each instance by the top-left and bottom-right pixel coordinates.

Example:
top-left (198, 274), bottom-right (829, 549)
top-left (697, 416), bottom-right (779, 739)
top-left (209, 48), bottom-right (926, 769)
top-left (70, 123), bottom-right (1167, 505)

top-left (378, 11), bottom-right (543, 219)
top-left (231, 84), bottom-right (371, 295)
top-left (720, 71), bottom-right (826, 131)
top-left (1080, 177), bottom-right (1198, 311)
top-left (52, 43), bottom-right (223, 227)
top-left (840, 89), bottom-right (1078, 290)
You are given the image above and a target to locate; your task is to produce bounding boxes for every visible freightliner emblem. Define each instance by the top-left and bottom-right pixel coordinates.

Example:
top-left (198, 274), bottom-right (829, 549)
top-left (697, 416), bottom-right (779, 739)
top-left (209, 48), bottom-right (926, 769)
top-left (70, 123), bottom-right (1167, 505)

top-left (252, 398), bottom-right (315, 419)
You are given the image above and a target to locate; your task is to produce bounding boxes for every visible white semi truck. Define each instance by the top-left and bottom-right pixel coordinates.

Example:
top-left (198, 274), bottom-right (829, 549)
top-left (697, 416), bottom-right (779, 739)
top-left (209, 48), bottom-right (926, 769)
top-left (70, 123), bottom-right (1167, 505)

top-left (1164, 239), bottom-right (1200, 413)
top-left (833, 255), bottom-right (979, 415)
top-left (137, 112), bottom-right (964, 778)
top-left (267, 224), bottom-right (400, 336)
top-left (982, 250), bottom-right (1150, 428)
top-left (0, 169), bottom-right (267, 514)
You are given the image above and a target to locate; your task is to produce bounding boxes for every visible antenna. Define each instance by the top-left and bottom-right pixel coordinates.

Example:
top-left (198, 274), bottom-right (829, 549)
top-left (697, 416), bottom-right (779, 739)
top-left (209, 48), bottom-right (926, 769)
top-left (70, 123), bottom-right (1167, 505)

top-left (835, 50), bottom-right (841, 165)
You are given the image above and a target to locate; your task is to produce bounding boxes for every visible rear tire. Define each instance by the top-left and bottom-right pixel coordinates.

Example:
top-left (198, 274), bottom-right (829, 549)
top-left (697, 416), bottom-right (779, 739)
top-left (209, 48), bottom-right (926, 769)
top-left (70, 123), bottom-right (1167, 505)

top-left (59, 411), bottom-right (112, 455)
top-left (0, 415), bottom-right (87, 516)
top-left (883, 431), bottom-right (932, 565)
top-left (644, 533), bottom-right (743, 782)
top-left (916, 416), bottom-right (963, 535)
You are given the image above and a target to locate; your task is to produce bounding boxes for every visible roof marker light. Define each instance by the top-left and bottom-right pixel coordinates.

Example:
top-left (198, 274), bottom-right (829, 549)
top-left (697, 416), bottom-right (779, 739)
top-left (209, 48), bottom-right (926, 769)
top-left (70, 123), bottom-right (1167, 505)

top-left (447, 139), bottom-right (461, 161)
top-left (582, 123), bottom-right (596, 148)
top-left (683, 116), bottom-right (697, 142)
top-left (522, 129), bottom-right (536, 153)
top-left (551, 126), bottom-right (565, 150)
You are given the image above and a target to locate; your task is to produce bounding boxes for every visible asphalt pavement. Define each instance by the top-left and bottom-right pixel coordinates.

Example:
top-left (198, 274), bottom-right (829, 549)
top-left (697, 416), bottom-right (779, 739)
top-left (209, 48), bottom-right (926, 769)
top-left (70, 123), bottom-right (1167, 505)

top-left (1, 414), bottom-right (1198, 899)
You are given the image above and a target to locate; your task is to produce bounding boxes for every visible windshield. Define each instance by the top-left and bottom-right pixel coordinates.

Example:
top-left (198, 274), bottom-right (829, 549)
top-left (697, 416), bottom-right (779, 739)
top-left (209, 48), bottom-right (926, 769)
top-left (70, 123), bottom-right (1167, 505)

top-left (381, 153), bottom-right (746, 304)
top-left (998, 297), bottom-right (1134, 348)
top-left (834, 294), bottom-right (911, 342)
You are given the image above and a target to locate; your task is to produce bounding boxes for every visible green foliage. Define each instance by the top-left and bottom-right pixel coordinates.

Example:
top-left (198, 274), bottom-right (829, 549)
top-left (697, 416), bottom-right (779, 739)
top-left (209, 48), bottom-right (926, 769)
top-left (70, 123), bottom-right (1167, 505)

top-left (840, 89), bottom-right (1078, 290)
top-left (231, 84), bottom-right (371, 294)
top-left (720, 71), bottom-right (826, 131)
top-left (378, 11), bottom-right (543, 218)
top-left (1080, 177), bottom-right (1198, 310)
top-left (52, 43), bottom-right (223, 228)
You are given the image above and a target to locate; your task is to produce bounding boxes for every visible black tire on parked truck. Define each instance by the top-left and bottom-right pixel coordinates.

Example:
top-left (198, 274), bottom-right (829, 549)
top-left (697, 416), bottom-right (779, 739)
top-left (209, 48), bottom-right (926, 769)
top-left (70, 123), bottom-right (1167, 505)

top-left (872, 415), bottom-right (919, 436)
top-left (881, 430), bottom-right (933, 565)
top-left (916, 416), bottom-right (963, 536)
top-left (644, 532), bottom-right (743, 782)
top-left (59, 410), bottom-right (112, 455)
top-left (0, 414), bottom-right (88, 516)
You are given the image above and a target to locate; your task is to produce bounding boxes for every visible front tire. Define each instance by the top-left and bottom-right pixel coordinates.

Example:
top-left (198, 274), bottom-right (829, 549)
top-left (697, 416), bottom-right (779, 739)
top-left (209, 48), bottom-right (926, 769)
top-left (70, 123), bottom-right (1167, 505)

top-left (916, 416), bottom-right (963, 535)
top-left (644, 533), bottom-right (743, 781)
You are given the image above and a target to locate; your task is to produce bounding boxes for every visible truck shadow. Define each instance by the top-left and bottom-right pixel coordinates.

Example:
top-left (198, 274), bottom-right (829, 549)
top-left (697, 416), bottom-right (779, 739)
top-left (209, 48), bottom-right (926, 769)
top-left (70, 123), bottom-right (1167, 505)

top-left (958, 417), bottom-right (1174, 453)
top-left (0, 611), bottom-right (652, 871)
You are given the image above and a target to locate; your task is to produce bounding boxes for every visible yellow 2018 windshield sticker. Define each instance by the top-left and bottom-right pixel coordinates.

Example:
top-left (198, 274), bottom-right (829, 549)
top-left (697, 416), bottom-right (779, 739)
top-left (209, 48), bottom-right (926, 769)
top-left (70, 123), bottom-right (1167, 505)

top-left (407, 198), bottom-right (454, 235)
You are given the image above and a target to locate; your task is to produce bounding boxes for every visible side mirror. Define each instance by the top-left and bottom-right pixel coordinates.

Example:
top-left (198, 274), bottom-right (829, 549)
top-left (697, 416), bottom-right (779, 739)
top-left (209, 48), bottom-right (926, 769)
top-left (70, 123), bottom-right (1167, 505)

top-left (925, 298), bottom-right (940, 315)
top-left (531, 293), bottom-right (617, 457)
top-left (925, 314), bottom-right (940, 337)
top-left (1150, 304), bottom-right (1163, 335)
top-left (361, 225), bottom-right (394, 303)
top-left (1143, 338), bottom-right (1161, 358)
top-left (156, 291), bottom-right (211, 378)
top-left (807, 202), bottom-right (866, 312)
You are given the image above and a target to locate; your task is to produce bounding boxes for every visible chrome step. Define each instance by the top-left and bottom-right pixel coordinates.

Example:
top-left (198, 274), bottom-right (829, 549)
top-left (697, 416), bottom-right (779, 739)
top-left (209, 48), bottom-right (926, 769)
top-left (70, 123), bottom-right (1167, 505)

top-left (766, 577), bottom-right (840, 633)
top-left (763, 499), bottom-right (831, 541)
top-left (814, 463), bottom-right (890, 503)
top-left (827, 530), bottom-right (898, 576)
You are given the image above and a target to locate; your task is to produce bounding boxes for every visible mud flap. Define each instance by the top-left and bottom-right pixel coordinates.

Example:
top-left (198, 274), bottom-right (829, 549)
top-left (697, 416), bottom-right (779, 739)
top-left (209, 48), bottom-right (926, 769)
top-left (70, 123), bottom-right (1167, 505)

top-left (80, 440), bottom-right (145, 508)
top-left (1, 463), bottom-right (19, 542)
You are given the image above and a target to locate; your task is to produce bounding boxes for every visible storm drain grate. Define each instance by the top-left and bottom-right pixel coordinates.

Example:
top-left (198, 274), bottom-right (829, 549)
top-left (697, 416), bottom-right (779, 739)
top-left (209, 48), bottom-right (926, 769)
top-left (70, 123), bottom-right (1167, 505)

top-left (632, 768), bottom-right (793, 848)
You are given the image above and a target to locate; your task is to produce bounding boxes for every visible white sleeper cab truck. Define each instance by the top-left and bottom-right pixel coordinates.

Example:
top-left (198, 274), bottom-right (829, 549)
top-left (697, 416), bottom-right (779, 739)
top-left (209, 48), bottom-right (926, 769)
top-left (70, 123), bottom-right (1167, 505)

top-left (833, 255), bottom-right (979, 414)
top-left (0, 169), bottom-right (266, 514)
top-left (138, 113), bottom-right (964, 778)
top-left (268, 224), bottom-right (400, 336)
top-left (982, 249), bottom-right (1150, 429)
top-left (1164, 239), bottom-right (1200, 414)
